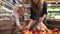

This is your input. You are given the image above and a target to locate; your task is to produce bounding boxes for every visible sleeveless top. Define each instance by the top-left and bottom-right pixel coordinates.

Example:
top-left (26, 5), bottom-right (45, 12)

top-left (30, 1), bottom-right (47, 20)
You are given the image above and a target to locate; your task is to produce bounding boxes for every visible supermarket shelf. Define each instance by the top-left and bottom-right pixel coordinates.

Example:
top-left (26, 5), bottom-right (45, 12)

top-left (0, 27), bottom-right (16, 30)
top-left (46, 19), bottom-right (60, 30)
top-left (48, 11), bottom-right (60, 13)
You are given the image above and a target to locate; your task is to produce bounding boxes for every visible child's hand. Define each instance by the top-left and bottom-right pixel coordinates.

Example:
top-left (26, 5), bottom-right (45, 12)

top-left (24, 26), bottom-right (30, 29)
top-left (19, 26), bottom-right (23, 30)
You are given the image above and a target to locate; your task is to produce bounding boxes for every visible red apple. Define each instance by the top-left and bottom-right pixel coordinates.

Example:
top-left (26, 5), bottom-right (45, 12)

top-left (38, 30), bottom-right (43, 34)
top-left (33, 30), bottom-right (37, 32)
top-left (29, 30), bottom-right (33, 34)
top-left (53, 32), bottom-right (58, 34)
top-left (32, 30), bottom-right (38, 34)
top-left (21, 29), bottom-right (29, 34)
top-left (33, 32), bottom-right (38, 34)
top-left (53, 28), bottom-right (59, 34)
top-left (38, 30), bottom-right (47, 34)
top-left (41, 28), bottom-right (46, 34)
top-left (21, 29), bottom-right (26, 34)
top-left (53, 28), bottom-right (59, 32)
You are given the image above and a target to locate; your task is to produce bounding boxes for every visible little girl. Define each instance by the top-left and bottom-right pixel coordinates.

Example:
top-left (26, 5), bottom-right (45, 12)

top-left (12, 6), bottom-right (25, 30)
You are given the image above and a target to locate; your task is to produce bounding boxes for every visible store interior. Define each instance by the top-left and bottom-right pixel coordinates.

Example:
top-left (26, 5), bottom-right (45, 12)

top-left (0, 0), bottom-right (60, 34)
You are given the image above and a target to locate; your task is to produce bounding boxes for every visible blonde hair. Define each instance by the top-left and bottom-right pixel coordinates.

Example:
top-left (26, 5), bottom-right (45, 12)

top-left (13, 6), bottom-right (19, 12)
top-left (13, 6), bottom-right (25, 16)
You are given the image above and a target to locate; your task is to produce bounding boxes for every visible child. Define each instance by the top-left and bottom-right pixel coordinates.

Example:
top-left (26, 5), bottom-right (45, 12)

top-left (12, 6), bottom-right (25, 30)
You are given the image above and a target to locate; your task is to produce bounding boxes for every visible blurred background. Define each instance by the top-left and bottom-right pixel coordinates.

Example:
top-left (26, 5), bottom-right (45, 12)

top-left (0, 0), bottom-right (60, 34)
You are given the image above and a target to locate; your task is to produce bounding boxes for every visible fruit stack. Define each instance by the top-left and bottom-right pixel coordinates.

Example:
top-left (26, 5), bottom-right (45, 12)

top-left (21, 29), bottom-right (32, 34)
top-left (53, 28), bottom-right (59, 34)
top-left (21, 25), bottom-right (47, 34)
top-left (21, 28), bottom-right (60, 34)
top-left (21, 29), bottom-right (47, 34)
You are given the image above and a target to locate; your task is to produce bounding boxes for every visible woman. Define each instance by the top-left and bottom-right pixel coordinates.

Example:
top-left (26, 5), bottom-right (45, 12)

top-left (24, 0), bottom-right (47, 29)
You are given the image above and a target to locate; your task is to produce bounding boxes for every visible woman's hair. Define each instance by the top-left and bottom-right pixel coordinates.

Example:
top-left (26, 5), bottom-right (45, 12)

top-left (30, 0), bottom-right (44, 13)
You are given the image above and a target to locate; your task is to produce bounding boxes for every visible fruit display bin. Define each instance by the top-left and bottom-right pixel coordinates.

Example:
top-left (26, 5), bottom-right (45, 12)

top-left (45, 19), bottom-right (60, 30)
top-left (0, 20), bottom-right (20, 34)
top-left (19, 28), bottom-right (60, 34)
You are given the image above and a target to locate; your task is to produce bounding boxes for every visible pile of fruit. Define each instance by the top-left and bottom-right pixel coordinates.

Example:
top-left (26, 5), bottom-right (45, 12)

top-left (21, 28), bottom-right (60, 34)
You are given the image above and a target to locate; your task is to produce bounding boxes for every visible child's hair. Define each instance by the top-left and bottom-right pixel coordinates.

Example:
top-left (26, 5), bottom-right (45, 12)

top-left (17, 7), bottom-right (21, 12)
top-left (13, 6), bottom-right (19, 12)
top-left (14, 6), bottom-right (25, 16)
top-left (14, 6), bottom-right (25, 12)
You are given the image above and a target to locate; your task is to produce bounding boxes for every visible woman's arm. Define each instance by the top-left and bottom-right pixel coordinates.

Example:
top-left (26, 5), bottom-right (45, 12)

top-left (39, 1), bottom-right (47, 22)
top-left (40, 14), bottom-right (47, 22)
top-left (38, 14), bottom-right (47, 29)
top-left (24, 8), bottom-right (34, 29)
top-left (24, 19), bottom-right (33, 29)
top-left (40, 1), bottom-right (47, 21)
top-left (27, 19), bottom-right (33, 27)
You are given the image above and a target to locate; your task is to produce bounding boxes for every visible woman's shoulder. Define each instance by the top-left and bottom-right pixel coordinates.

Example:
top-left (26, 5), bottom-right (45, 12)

top-left (43, 1), bottom-right (47, 5)
top-left (43, 1), bottom-right (47, 8)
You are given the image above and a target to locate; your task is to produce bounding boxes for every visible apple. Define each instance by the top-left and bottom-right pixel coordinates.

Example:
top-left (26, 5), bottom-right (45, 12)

top-left (33, 32), bottom-right (38, 34)
top-left (24, 32), bottom-right (29, 34)
top-left (32, 30), bottom-right (37, 33)
top-left (39, 30), bottom-right (47, 34)
top-left (53, 28), bottom-right (59, 34)
top-left (39, 31), bottom-right (42, 34)
top-left (47, 29), bottom-right (53, 34)
top-left (21, 29), bottom-right (29, 34)
top-left (36, 26), bottom-right (41, 31)
top-left (58, 31), bottom-right (60, 34)
top-left (29, 30), bottom-right (33, 34)
top-left (38, 30), bottom-right (43, 34)
top-left (21, 29), bottom-right (26, 34)
top-left (53, 28), bottom-right (59, 32)
top-left (53, 32), bottom-right (58, 34)
top-left (42, 30), bottom-right (47, 34)
top-left (32, 30), bottom-right (38, 34)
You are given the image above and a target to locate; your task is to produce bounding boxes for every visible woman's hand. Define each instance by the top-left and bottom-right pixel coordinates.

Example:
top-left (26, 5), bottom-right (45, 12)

top-left (38, 17), bottom-right (45, 28)
top-left (24, 19), bottom-right (33, 29)
top-left (39, 14), bottom-right (46, 22)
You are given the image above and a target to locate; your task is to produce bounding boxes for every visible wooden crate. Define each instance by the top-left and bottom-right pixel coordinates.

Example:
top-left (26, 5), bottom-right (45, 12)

top-left (0, 20), bottom-right (19, 34)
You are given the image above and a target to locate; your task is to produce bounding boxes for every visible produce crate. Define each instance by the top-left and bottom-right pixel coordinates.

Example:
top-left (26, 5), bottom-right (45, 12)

top-left (46, 20), bottom-right (60, 30)
top-left (0, 20), bottom-right (19, 34)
